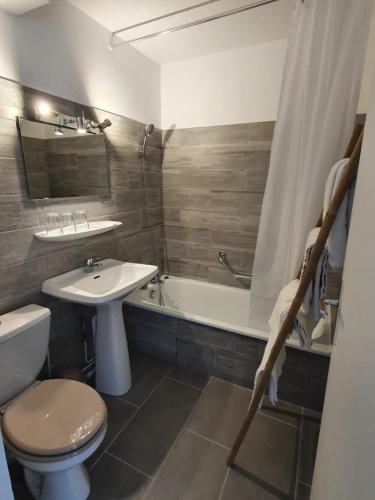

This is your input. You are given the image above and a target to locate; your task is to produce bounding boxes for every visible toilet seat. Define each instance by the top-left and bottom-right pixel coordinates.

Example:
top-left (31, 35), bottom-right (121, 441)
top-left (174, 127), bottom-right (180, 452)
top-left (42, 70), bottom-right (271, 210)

top-left (2, 379), bottom-right (107, 457)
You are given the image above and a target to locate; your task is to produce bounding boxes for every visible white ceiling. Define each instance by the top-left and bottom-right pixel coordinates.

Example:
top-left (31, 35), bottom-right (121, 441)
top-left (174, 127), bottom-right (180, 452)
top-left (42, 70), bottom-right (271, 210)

top-left (4, 0), bottom-right (374, 65)
top-left (67, 0), bottom-right (295, 64)
top-left (0, 0), bottom-right (48, 15)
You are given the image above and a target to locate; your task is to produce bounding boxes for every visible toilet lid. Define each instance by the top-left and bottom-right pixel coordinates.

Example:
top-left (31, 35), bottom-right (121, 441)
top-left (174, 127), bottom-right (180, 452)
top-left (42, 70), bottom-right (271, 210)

top-left (2, 379), bottom-right (107, 456)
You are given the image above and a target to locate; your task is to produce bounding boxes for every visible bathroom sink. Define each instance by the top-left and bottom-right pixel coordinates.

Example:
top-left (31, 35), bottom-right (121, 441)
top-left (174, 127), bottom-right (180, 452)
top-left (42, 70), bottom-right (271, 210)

top-left (42, 259), bottom-right (158, 305)
top-left (42, 259), bottom-right (158, 396)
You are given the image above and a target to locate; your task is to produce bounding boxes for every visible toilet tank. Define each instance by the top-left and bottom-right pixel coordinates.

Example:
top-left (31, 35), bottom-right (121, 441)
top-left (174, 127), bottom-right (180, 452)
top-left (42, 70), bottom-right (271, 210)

top-left (0, 305), bottom-right (51, 405)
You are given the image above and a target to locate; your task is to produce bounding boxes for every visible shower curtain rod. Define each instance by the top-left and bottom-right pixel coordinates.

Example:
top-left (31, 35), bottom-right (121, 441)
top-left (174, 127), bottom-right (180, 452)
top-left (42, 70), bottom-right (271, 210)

top-left (109, 0), bottom-right (280, 49)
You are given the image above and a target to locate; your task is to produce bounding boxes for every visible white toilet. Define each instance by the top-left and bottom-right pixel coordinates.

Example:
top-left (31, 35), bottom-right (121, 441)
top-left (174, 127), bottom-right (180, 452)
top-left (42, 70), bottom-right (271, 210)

top-left (0, 304), bottom-right (107, 500)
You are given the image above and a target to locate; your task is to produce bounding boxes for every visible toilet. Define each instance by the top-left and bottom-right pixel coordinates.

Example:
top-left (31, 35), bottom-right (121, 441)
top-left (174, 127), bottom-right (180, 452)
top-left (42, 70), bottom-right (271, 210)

top-left (0, 304), bottom-right (107, 500)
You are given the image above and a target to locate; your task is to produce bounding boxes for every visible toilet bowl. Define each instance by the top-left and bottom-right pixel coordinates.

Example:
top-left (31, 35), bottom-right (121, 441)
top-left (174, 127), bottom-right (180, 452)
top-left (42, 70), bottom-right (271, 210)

top-left (0, 305), bottom-right (108, 500)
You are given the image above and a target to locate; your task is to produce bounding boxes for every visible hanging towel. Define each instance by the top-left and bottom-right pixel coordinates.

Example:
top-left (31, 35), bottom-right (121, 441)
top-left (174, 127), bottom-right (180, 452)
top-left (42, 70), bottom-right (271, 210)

top-left (253, 279), bottom-right (308, 406)
top-left (323, 158), bottom-right (354, 268)
top-left (300, 228), bottom-right (328, 321)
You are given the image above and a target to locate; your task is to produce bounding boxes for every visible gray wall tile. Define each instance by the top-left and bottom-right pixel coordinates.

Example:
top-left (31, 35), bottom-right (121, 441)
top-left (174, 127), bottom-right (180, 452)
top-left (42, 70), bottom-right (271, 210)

top-left (0, 77), bottom-right (163, 373)
top-left (161, 121), bottom-right (272, 288)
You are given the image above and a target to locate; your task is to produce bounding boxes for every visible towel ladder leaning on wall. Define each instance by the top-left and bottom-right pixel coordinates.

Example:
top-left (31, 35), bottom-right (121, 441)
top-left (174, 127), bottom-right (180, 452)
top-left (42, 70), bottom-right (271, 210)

top-left (227, 123), bottom-right (364, 467)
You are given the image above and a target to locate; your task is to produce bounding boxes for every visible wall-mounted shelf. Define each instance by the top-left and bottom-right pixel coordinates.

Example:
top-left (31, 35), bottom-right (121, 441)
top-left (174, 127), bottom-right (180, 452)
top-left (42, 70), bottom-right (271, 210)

top-left (34, 220), bottom-right (122, 242)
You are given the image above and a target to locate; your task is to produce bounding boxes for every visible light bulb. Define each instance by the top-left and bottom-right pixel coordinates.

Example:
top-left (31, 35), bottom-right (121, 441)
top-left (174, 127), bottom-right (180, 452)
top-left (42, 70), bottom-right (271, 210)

top-left (37, 101), bottom-right (50, 116)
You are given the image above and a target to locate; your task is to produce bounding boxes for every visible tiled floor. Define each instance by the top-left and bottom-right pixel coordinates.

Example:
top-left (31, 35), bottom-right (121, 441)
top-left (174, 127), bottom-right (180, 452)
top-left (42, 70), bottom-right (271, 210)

top-left (9, 352), bottom-right (320, 499)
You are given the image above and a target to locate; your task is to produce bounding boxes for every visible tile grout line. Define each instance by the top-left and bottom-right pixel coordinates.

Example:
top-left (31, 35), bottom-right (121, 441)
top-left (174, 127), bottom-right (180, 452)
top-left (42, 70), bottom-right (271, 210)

top-left (167, 375), bottom-right (207, 391)
top-left (259, 408), bottom-right (301, 430)
top-left (217, 467), bottom-right (230, 500)
top-left (293, 407), bottom-right (304, 500)
top-left (116, 397), bottom-right (139, 409)
top-left (184, 428), bottom-right (230, 451)
top-left (106, 451), bottom-right (153, 479)
top-left (89, 367), bottom-right (173, 471)
top-left (140, 376), bottom-right (214, 500)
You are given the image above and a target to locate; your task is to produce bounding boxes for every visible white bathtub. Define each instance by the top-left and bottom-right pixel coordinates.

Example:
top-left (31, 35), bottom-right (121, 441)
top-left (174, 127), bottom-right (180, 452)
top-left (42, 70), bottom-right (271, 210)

top-left (125, 276), bottom-right (331, 356)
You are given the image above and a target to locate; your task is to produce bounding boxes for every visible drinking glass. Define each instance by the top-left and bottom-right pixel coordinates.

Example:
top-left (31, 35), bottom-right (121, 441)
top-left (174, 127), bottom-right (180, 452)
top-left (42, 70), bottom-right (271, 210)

top-left (46, 212), bottom-right (62, 234)
top-left (74, 210), bottom-right (89, 230)
top-left (59, 212), bottom-right (75, 233)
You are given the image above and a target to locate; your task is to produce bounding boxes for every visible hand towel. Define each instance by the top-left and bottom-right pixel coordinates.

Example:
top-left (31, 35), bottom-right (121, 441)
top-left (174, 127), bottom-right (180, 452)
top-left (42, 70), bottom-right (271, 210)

top-left (300, 227), bottom-right (328, 321)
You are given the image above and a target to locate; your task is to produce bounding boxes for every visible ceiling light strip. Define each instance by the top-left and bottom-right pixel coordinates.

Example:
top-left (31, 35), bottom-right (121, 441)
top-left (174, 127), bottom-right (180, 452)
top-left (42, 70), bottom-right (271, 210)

top-left (110, 0), bottom-right (280, 48)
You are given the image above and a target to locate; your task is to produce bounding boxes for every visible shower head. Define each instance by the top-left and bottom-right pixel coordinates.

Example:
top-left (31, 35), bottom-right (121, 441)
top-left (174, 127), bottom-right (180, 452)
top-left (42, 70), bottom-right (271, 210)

top-left (98, 119), bottom-right (112, 131)
top-left (140, 123), bottom-right (155, 158)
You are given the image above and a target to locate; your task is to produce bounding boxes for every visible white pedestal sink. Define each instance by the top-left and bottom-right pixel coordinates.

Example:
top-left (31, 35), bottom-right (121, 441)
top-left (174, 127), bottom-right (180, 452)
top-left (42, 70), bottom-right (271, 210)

top-left (42, 259), bottom-right (158, 395)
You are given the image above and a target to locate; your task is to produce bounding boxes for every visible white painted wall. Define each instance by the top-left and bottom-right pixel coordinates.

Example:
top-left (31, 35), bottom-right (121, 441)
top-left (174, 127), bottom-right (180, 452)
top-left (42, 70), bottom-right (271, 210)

top-left (161, 19), bottom-right (375, 129)
top-left (359, 19), bottom-right (375, 114)
top-left (0, 0), bottom-right (161, 127)
top-left (161, 39), bottom-right (288, 129)
top-left (311, 68), bottom-right (375, 500)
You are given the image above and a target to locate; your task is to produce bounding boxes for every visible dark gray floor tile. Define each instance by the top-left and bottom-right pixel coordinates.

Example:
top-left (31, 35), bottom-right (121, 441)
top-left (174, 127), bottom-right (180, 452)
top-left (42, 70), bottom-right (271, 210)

top-left (119, 351), bottom-right (172, 406)
top-left (298, 410), bottom-right (321, 485)
top-left (88, 453), bottom-right (150, 500)
top-left (296, 481), bottom-right (311, 499)
top-left (221, 467), bottom-right (282, 500)
top-left (235, 412), bottom-right (299, 497)
top-left (109, 378), bottom-right (201, 476)
top-left (260, 397), bottom-right (302, 428)
top-left (186, 378), bottom-right (251, 448)
top-left (86, 395), bottom-right (136, 469)
top-left (168, 366), bottom-right (209, 390)
top-left (145, 430), bottom-right (228, 500)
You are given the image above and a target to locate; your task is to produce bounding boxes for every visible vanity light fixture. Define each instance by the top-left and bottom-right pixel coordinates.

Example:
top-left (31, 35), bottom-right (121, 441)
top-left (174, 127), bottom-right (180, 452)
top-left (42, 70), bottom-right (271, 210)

top-left (54, 126), bottom-right (64, 136)
top-left (33, 104), bottom-right (112, 135)
top-left (54, 117), bottom-right (64, 136)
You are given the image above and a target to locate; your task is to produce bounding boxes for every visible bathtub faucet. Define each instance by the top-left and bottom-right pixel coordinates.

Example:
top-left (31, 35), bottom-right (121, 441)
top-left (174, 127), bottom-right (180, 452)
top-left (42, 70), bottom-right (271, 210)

top-left (150, 273), bottom-right (166, 284)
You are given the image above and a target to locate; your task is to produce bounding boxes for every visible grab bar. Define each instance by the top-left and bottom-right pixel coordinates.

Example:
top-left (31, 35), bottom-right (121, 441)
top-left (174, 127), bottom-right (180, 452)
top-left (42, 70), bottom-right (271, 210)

top-left (218, 250), bottom-right (252, 281)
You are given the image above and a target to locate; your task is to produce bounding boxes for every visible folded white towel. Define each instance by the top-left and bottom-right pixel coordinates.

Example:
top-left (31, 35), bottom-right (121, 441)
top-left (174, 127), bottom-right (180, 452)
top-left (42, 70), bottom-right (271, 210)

top-left (301, 227), bottom-right (328, 321)
top-left (253, 279), bottom-right (307, 406)
top-left (323, 158), bottom-right (353, 269)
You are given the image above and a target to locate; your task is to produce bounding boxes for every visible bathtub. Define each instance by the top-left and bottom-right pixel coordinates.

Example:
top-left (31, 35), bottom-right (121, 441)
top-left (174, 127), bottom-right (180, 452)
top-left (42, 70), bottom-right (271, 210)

top-left (124, 275), bottom-right (330, 410)
top-left (125, 275), bottom-right (331, 356)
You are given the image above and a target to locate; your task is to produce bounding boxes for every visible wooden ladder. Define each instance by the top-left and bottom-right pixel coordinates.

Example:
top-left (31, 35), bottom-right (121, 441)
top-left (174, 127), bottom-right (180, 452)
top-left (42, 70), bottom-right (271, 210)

top-left (227, 123), bottom-right (364, 467)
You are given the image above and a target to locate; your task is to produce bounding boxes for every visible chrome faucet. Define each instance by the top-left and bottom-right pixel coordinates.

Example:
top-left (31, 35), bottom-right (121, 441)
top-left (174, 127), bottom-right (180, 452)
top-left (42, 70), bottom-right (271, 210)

top-left (150, 273), bottom-right (168, 284)
top-left (83, 257), bottom-right (103, 273)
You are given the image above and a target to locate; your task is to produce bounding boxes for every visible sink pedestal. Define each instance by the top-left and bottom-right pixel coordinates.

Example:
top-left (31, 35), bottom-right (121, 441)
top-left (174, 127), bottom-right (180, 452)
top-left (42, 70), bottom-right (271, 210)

top-left (95, 301), bottom-right (131, 396)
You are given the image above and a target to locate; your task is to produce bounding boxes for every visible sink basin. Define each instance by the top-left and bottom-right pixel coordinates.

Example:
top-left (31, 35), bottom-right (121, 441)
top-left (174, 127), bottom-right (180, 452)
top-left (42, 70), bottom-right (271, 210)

top-left (42, 259), bottom-right (158, 396)
top-left (42, 259), bottom-right (158, 305)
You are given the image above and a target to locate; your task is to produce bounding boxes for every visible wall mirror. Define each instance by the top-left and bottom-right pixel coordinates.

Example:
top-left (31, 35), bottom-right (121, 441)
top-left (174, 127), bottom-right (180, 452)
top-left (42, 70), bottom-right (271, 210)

top-left (17, 117), bottom-right (110, 199)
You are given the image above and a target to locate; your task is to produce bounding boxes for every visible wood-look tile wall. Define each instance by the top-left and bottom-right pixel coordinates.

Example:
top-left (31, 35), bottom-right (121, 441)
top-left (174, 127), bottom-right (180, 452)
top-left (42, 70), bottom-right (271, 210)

top-left (162, 122), bottom-right (274, 287)
top-left (0, 77), bottom-right (163, 374)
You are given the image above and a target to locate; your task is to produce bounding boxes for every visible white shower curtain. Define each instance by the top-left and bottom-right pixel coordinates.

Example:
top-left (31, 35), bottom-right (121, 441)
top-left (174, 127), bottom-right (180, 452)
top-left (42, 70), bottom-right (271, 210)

top-left (249, 0), bottom-right (373, 331)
